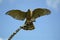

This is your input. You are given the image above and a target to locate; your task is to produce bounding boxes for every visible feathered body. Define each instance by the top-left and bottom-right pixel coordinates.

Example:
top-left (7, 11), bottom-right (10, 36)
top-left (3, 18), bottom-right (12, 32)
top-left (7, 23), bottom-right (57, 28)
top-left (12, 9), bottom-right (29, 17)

top-left (21, 9), bottom-right (35, 30)
top-left (6, 8), bottom-right (51, 30)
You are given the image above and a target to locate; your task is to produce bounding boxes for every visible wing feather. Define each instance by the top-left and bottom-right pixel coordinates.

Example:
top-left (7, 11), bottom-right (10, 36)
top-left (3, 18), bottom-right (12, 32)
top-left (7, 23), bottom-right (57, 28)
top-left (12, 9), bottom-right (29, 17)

top-left (6, 10), bottom-right (26, 20)
top-left (32, 8), bottom-right (51, 19)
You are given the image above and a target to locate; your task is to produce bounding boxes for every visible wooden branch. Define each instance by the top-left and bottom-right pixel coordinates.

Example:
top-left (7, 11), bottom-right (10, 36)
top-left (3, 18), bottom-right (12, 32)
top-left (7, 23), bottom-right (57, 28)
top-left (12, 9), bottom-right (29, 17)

top-left (8, 27), bottom-right (21, 40)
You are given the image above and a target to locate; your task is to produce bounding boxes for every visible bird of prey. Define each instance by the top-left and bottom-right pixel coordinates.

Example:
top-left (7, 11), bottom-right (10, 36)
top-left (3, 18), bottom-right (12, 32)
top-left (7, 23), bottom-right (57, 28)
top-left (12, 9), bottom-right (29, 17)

top-left (6, 8), bottom-right (51, 30)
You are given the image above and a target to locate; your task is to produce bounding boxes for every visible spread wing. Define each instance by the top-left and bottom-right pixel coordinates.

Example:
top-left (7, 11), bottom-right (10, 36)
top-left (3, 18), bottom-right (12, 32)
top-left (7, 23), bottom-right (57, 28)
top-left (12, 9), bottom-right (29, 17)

top-left (6, 10), bottom-right (26, 20)
top-left (32, 8), bottom-right (51, 20)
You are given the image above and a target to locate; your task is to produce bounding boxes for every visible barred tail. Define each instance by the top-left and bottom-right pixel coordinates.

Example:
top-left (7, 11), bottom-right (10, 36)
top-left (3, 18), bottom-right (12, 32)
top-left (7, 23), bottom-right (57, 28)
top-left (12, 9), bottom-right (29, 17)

top-left (21, 22), bottom-right (35, 30)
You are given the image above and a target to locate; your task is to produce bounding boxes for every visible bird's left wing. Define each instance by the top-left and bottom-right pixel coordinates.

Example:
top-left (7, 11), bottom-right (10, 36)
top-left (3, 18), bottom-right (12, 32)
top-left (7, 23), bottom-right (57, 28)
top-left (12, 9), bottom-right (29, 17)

top-left (31, 8), bottom-right (51, 21)
top-left (6, 10), bottom-right (26, 20)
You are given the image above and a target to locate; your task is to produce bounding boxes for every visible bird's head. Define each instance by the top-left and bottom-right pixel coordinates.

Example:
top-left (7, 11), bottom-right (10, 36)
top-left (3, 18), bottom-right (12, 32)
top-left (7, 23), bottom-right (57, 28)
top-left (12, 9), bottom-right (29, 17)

top-left (28, 9), bottom-right (30, 11)
top-left (27, 9), bottom-right (32, 17)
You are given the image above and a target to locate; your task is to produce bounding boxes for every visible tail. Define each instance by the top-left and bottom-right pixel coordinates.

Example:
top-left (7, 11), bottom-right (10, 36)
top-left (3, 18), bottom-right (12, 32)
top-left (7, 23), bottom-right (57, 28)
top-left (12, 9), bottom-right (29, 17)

top-left (21, 22), bottom-right (35, 30)
top-left (28, 22), bottom-right (35, 30)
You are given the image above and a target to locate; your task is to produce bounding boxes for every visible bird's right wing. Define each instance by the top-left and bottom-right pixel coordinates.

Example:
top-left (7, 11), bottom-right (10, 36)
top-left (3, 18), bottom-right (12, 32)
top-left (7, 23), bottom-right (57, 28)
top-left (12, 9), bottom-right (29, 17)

top-left (6, 10), bottom-right (26, 20)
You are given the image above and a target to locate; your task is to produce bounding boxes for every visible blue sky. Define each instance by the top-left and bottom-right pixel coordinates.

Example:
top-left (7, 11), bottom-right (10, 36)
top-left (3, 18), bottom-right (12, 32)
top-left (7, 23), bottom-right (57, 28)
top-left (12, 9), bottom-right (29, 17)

top-left (0, 0), bottom-right (60, 40)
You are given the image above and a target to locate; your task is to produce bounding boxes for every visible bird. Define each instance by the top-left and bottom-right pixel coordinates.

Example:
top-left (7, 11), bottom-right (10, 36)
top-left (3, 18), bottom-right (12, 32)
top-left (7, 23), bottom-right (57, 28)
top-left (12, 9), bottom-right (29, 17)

top-left (6, 8), bottom-right (51, 30)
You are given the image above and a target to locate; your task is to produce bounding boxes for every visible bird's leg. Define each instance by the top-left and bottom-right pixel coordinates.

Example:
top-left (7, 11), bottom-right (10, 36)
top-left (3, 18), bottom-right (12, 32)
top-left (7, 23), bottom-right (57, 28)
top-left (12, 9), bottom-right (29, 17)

top-left (20, 26), bottom-right (29, 30)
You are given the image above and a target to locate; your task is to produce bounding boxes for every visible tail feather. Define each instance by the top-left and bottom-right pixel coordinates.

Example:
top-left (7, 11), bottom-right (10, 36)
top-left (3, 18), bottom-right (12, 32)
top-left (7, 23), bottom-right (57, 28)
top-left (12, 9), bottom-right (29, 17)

top-left (21, 22), bottom-right (35, 30)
